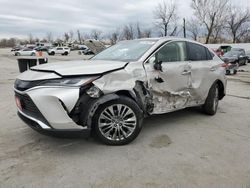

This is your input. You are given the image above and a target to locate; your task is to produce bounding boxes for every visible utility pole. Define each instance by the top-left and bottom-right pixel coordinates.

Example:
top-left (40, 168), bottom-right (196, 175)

top-left (183, 18), bottom-right (186, 38)
top-left (77, 30), bottom-right (82, 44)
top-left (163, 20), bottom-right (167, 36)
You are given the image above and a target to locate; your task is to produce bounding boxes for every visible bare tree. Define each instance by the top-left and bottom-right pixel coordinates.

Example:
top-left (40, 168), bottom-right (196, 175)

top-left (77, 30), bottom-right (82, 44)
top-left (69, 30), bottom-right (74, 42)
top-left (109, 30), bottom-right (120, 45)
top-left (28, 33), bottom-right (34, 44)
top-left (226, 6), bottom-right (250, 43)
top-left (186, 18), bottom-right (200, 41)
top-left (191, 0), bottom-right (229, 44)
top-left (46, 32), bottom-right (53, 43)
top-left (122, 23), bottom-right (135, 40)
top-left (64, 32), bottom-right (70, 42)
top-left (153, 1), bottom-right (178, 36)
top-left (91, 29), bottom-right (102, 40)
top-left (136, 22), bottom-right (143, 38)
top-left (142, 29), bottom-right (152, 38)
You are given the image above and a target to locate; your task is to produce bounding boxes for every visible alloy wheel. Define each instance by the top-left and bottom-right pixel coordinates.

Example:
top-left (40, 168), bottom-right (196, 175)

top-left (98, 104), bottom-right (137, 141)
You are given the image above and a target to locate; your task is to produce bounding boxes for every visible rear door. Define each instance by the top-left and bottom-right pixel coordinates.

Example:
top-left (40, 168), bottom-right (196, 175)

top-left (144, 41), bottom-right (191, 114)
top-left (187, 42), bottom-right (217, 102)
top-left (56, 48), bottom-right (63, 54)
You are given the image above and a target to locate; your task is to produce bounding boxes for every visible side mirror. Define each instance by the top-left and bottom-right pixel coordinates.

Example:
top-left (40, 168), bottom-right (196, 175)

top-left (154, 61), bottom-right (163, 72)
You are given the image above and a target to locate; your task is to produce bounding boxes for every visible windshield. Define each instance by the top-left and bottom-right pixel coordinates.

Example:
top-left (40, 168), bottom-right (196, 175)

top-left (224, 51), bottom-right (239, 57)
top-left (92, 40), bottom-right (157, 61)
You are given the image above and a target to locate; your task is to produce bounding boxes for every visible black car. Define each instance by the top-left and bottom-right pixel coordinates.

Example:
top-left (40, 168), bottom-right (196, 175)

top-left (34, 46), bottom-right (49, 52)
top-left (246, 51), bottom-right (250, 63)
top-left (222, 50), bottom-right (247, 66)
top-left (11, 47), bottom-right (22, 52)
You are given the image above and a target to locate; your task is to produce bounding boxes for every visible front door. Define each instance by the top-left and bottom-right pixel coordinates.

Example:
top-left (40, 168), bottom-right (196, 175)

top-left (144, 41), bottom-right (191, 114)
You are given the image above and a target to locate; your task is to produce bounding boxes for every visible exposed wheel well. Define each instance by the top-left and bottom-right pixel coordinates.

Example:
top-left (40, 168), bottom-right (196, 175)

top-left (115, 90), bottom-right (136, 101)
top-left (115, 90), bottom-right (145, 111)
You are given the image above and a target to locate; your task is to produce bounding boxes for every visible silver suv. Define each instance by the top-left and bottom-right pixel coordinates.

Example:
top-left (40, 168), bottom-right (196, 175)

top-left (14, 38), bottom-right (227, 145)
top-left (48, 47), bottom-right (70, 56)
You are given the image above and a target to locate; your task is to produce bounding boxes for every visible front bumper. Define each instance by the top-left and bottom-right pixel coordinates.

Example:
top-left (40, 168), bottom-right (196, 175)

top-left (18, 111), bottom-right (90, 138)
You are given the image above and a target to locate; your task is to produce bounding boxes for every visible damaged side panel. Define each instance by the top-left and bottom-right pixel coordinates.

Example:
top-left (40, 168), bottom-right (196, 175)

top-left (144, 61), bottom-right (195, 114)
top-left (91, 60), bottom-right (207, 117)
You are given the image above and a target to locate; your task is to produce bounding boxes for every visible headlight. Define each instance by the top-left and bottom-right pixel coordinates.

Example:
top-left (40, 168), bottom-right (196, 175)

top-left (40, 76), bottom-right (99, 87)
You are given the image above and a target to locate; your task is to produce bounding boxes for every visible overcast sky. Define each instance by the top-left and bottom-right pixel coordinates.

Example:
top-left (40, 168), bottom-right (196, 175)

top-left (0, 0), bottom-right (249, 39)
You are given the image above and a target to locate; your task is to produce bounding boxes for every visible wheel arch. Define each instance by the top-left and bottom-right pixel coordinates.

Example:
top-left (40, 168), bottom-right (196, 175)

top-left (215, 79), bottom-right (225, 100)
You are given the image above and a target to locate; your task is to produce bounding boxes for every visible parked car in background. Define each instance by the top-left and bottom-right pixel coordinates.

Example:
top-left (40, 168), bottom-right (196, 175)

top-left (34, 46), bottom-right (49, 52)
top-left (212, 48), bottom-right (224, 57)
top-left (245, 51), bottom-right (250, 63)
top-left (14, 38), bottom-right (226, 145)
top-left (48, 47), bottom-right (70, 56)
top-left (221, 50), bottom-right (247, 66)
top-left (14, 48), bottom-right (36, 56)
top-left (83, 39), bottom-right (106, 54)
top-left (11, 46), bottom-right (22, 52)
top-left (219, 45), bottom-right (232, 54)
top-left (232, 48), bottom-right (248, 65)
top-left (78, 45), bottom-right (94, 55)
top-left (221, 61), bottom-right (239, 75)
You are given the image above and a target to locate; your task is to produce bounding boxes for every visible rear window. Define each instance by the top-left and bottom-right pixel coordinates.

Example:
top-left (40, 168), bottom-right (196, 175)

top-left (187, 42), bottom-right (211, 61)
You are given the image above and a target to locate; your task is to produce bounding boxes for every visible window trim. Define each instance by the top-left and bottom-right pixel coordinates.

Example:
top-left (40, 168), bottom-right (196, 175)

top-left (144, 41), bottom-right (188, 64)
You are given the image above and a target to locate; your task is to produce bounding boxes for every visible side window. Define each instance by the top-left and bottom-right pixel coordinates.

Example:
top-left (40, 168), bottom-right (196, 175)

top-left (57, 48), bottom-right (63, 50)
top-left (155, 42), bottom-right (187, 63)
top-left (205, 48), bottom-right (213, 60)
top-left (187, 42), bottom-right (207, 61)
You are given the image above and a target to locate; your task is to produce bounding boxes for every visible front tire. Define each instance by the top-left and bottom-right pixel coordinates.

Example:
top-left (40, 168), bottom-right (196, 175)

top-left (50, 51), bottom-right (55, 56)
top-left (202, 83), bottom-right (219, 115)
top-left (93, 96), bottom-right (143, 145)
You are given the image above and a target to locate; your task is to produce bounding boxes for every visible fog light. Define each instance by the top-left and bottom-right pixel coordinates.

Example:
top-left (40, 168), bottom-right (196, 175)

top-left (86, 86), bottom-right (102, 98)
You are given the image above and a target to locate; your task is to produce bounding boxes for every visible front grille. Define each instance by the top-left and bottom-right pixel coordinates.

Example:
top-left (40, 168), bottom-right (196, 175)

top-left (15, 92), bottom-right (51, 127)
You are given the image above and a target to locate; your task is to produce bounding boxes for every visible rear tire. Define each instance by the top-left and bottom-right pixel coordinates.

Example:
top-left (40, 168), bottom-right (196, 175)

top-left (50, 52), bottom-right (55, 56)
top-left (202, 83), bottom-right (219, 115)
top-left (92, 96), bottom-right (143, 145)
top-left (64, 51), bottom-right (68, 56)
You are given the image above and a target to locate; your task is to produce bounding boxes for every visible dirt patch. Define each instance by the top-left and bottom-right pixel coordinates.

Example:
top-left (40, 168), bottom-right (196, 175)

top-left (149, 135), bottom-right (172, 148)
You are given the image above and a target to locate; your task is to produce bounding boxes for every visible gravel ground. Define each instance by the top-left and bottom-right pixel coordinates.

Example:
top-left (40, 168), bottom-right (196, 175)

top-left (0, 48), bottom-right (250, 188)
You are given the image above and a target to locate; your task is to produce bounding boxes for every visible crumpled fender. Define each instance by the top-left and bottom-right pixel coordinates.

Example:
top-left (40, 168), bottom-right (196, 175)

top-left (85, 94), bottom-right (120, 128)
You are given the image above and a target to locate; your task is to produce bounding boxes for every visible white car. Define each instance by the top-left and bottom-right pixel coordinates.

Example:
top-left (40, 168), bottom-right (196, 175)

top-left (14, 37), bottom-right (227, 145)
top-left (14, 48), bottom-right (36, 56)
top-left (48, 47), bottom-right (70, 56)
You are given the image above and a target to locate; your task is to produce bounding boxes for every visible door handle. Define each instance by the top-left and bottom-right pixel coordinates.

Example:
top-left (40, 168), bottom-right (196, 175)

top-left (210, 67), bottom-right (216, 71)
top-left (182, 70), bottom-right (191, 75)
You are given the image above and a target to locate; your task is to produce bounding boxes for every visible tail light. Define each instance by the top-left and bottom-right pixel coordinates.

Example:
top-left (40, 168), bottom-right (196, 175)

top-left (221, 63), bottom-right (228, 68)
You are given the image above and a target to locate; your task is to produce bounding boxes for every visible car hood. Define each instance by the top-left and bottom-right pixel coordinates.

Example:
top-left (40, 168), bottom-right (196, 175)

top-left (83, 39), bottom-right (106, 54)
top-left (31, 60), bottom-right (128, 76)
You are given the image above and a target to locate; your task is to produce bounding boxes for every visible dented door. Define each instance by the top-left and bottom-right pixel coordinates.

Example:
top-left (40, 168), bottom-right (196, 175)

top-left (186, 42), bottom-right (216, 102)
top-left (144, 41), bottom-right (192, 114)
